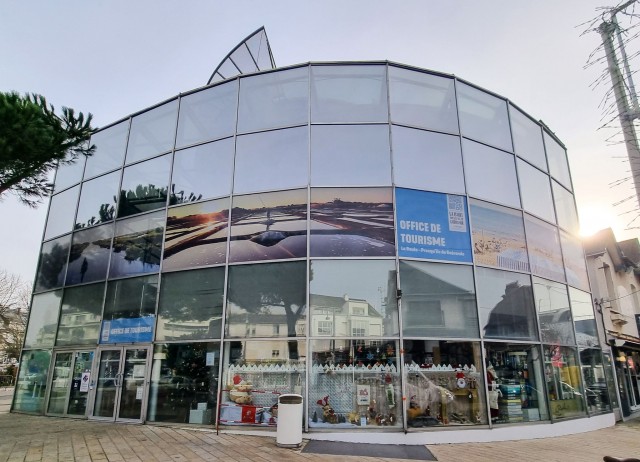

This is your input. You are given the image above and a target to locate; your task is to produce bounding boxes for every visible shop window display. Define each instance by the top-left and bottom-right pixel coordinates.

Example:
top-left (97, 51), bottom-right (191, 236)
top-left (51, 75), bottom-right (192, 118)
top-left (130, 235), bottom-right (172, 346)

top-left (309, 339), bottom-right (401, 428)
top-left (147, 342), bottom-right (220, 425)
top-left (484, 343), bottom-right (548, 424)
top-left (543, 345), bottom-right (587, 419)
top-left (579, 348), bottom-right (612, 414)
top-left (403, 340), bottom-right (486, 427)
top-left (219, 340), bottom-right (306, 426)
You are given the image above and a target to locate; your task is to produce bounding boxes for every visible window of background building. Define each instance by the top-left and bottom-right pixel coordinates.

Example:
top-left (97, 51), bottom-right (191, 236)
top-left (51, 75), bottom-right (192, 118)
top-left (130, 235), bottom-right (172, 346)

top-left (75, 171), bottom-right (119, 228)
top-left (391, 126), bottom-right (465, 194)
top-left (238, 66), bottom-right (308, 133)
top-left (84, 121), bottom-right (129, 180)
top-left (399, 260), bottom-right (478, 338)
top-left (125, 100), bottom-right (178, 165)
top-left (65, 224), bottom-right (113, 285)
top-left (388, 66), bottom-right (458, 134)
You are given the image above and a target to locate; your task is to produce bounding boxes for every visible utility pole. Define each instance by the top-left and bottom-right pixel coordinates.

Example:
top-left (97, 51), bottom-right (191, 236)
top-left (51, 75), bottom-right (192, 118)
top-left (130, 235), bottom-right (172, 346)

top-left (598, 0), bottom-right (640, 214)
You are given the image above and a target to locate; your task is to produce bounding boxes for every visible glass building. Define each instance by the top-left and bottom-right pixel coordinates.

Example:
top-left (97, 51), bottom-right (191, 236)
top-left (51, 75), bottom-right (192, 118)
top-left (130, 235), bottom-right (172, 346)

top-left (14, 28), bottom-right (614, 441)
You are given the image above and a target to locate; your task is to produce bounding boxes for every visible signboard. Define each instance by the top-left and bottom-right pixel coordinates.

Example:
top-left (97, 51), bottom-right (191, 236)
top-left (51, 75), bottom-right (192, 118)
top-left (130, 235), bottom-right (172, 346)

top-left (100, 316), bottom-right (155, 344)
top-left (395, 188), bottom-right (472, 262)
top-left (356, 385), bottom-right (371, 405)
top-left (80, 372), bottom-right (90, 392)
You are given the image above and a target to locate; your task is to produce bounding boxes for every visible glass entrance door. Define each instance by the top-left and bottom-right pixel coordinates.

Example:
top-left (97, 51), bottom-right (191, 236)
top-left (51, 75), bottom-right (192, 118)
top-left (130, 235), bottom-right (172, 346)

top-left (91, 346), bottom-right (150, 422)
top-left (47, 350), bottom-right (94, 417)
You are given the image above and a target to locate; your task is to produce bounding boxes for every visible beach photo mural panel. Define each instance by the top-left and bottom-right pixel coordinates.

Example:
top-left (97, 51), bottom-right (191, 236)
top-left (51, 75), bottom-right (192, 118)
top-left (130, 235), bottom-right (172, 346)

top-left (469, 199), bottom-right (529, 272)
top-left (229, 188), bottom-right (308, 263)
top-left (395, 188), bottom-right (471, 263)
top-left (163, 198), bottom-right (230, 271)
top-left (524, 214), bottom-right (566, 283)
top-left (310, 187), bottom-right (395, 257)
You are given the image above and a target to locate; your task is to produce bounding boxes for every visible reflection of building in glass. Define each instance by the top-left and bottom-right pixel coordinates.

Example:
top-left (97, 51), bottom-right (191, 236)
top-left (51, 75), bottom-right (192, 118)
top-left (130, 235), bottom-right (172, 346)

top-left (18, 27), bottom-right (608, 442)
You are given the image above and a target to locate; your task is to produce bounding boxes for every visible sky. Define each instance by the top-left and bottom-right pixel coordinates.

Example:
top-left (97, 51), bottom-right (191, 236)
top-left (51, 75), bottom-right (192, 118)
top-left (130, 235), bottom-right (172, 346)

top-left (1, 0), bottom-right (638, 284)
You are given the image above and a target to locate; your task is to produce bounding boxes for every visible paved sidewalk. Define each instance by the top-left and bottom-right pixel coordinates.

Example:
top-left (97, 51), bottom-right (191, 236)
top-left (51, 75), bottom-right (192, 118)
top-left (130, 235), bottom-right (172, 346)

top-left (0, 387), bottom-right (639, 462)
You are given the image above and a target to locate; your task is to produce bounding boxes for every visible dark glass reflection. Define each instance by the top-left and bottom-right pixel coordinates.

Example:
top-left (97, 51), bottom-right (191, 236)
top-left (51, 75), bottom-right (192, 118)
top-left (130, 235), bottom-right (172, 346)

top-left (75, 171), bottom-right (119, 228)
top-left (104, 275), bottom-right (158, 320)
top-left (476, 268), bottom-right (538, 340)
top-left (35, 235), bottom-right (71, 292)
top-left (147, 342), bottom-right (220, 424)
top-left (469, 199), bottom-right (529, 272)
top-left (229, 189), bottom-right (307, 263)
top-left (399, 261), bottom-right (478, 338)
top-left (533, 277), bottom-right (574, 345)
top-left (310, 187), bottom-right (395, 257)
top-left (170, 139), bottom-right (234, 205)
top-left (157, 268), bottom-right (224, 341)
top-left (84, 121), bottom-right (129, 180)
top-left (226, 261), bottom-right (306, 342)
top-left (164, 199), bottom-right (229, 271)
top-left (57, 283), bottom-right (104, 346)
top-left (118, 154), bottom-right (171, 218)
top-left (109, 212), bottom-right (164, 278)
top-left (65, 224), bottom-right (113, 285)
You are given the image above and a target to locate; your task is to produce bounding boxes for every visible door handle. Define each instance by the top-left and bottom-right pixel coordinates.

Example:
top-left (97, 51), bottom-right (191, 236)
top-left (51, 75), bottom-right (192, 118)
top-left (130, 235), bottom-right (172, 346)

top-left (114, 372), bottom-right (123, 387)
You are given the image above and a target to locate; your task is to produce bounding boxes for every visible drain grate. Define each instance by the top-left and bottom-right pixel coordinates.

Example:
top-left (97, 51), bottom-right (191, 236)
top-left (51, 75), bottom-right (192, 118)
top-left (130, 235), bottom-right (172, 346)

top-left (302, 440), bottom-right (436, 460)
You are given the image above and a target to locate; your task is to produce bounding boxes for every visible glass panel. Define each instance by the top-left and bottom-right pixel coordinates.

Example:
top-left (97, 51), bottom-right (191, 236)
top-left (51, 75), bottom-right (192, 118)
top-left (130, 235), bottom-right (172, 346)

top-left (57, 283), bottom-right (104, 346)
top-left (310, 187), bottom-right (395, 257)
top-left (67, 351), bottom-right (94, 416)
top-left (229, 189), bottom-right (307, 263)
top-left (310, 259), bottom-right (398, 337)
top-left (457, 82), bottom-right (512, 152)
top-left (175, 82), bottom-right (237, 148)
top-left (230, 44), bottom-right (258, 73)
top-left (109, 211), bottom-right (164, 278)
top-left (226, 261), bottom-right (306, 339)
top-left (84, 121), bottom-right (129, 179)
top-left (75, 171), bottom-right (119, 229)
top-left (388, 66), bottom-right (458, 133)
top-left (570, 287), bottom-right (598, 347)
top-left (309, 339), bottom-right (401, 429)
top-left (164, 198), bottom-right (230, 271)
top-left (403, 340), bottom-right (487, 427)
top-left (125, 100), bottom-right (178, 164)
top-left (34, 235), bottom-right (71, 292)
top-left (544, 345), bottom-right (586, 419)
top-left (533, 277), bottom-right (575, 345)
top-left (391, 126), bottom-right (464, 193)
top-left (47, 352), bottom-right (73, 414)
top-left (54, 156), bottom-right (85, 193)
top-left (395, 188), bottom-right (473, 263)
top-left (44, 185), bottom-right (80, 240)
top-left (553, 181), bottom-right (579, 234)
top-left (525, 214), bottom-right (565, 282)
top-left (311, 125), bottom-right (391, 186)
top-left (117, 154), bottom-right (171, 218)
top-left (217, 58), bottom-right (240, 80)
top-left (544, 132), bottom-right (572, 190)
top-left (580, 348), bottom-right (612, 414)
top-left (517, 159), bottom-right (555, 223)
top-left (561, 232), bottom-right (590, 291)
top-left (24, 291), bottom-right (62, 348)
top-left (170, 139), bottom-right (234, 204)
top-left (509, 105), bottom-right (547, 171)
top-left (238, 67), bottom-right (309, 133)
top-left (118, 348), bottom-right (148, 419)
top-left (476, 268), bottom-right (538, 340)
top-left (399, 261), bottom-right (478, 338)
top-left (93, 349), bottom-right (120, 417)
top-left (104, 275), bottom-right (158, 320)
top-left (484, 343), bottom-right (549, 423)
top-left (156, 267), bottom-right (224, 341)
top-left (65, 224), bottom-right (113, 285)
top-left (13, 350), bottom-right (51, 413)
top-left (462, 139), bottom-right (519, 208)
top-left (470, 199), bottom-right (529, 272)
top-left (311, 65), bottom-right (388, 123)
top-left (219, 340), bottom-right (305, 426)
top-left (148, 342), bottom-right (220, 424)
top-left (247, 30), bottom-right (272, 70)
top-left (234, 127), bottom-right (309, 193)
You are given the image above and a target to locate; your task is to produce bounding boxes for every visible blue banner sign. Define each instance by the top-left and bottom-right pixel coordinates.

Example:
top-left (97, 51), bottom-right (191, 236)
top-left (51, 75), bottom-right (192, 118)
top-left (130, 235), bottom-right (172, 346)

top-left (395, 188), bottom-right (472, 262)
top-left (100, 316), bottom-right (155, 344)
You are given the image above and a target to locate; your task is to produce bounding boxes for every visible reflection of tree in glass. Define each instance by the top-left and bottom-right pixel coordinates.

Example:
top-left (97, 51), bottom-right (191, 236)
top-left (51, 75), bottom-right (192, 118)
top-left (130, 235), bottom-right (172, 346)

top-left (36, 242), bottom-right (69, 290)
top-left (74, 203), bottom-right (115, 229)
top-left (118, 183), bottom-right (168, 216)
top-left (169, 184), bottom-right (203, 205)
top-left (112, 227), bottom-right (164, 267)
top-left (228, 262), bottom-right (306, 358)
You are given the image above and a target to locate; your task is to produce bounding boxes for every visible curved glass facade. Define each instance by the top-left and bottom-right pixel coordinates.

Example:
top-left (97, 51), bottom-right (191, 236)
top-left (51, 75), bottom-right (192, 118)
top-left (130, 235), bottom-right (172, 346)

top-left (17, 62), bottom-right (610, 435)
